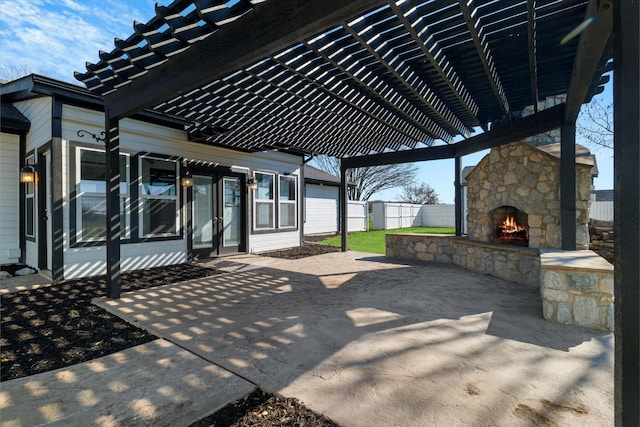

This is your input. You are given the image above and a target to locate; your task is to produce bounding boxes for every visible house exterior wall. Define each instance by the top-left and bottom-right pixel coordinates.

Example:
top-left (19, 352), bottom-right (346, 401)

top-left (12, 98), bottom-right (303, 279)
top-left (304, 184), bottom-right (339, 235)
top-left (0, 133), bottom-right (21, 264)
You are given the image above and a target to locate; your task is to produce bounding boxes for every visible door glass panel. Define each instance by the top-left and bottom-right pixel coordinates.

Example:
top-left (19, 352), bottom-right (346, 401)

top-left (193, 175), bottom-right (214, 249)
top-left (223, 177), bottom-right (241, 247)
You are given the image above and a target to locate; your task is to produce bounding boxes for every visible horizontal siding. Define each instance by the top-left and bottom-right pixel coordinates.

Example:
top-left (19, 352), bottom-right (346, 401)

top-left (0, 133), bottom-right (20, 263)
top-left (304, 184), bottom-right (338, 235)
top-left (64, 240), bottom-right (188, 279)
top-left (60, 103), bottom-right (303, 277)
top-left (251, 231), bottom-right (300, 253)
top-left (15, 98), bottom-right (52, 151)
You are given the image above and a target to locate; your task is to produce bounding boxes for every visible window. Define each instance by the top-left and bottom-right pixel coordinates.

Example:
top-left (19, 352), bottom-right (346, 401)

top-left (254, 172), bottom-right (274, 230)
top-left (279, 175), bottom-right (297, 228)
top-left (140, 156), bottom-right (178, 237)
top-left (25, 154), bottom-right (35, 238)
top-left (76, 148), bottom-right (129, 241)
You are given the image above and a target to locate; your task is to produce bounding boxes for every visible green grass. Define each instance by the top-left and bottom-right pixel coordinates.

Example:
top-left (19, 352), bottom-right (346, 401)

top-left (319, 226), bottom-right (455, 254)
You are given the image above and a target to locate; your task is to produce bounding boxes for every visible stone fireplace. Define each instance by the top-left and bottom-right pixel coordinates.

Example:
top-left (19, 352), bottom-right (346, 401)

top-left (466, 140), bottom-right (594, 250)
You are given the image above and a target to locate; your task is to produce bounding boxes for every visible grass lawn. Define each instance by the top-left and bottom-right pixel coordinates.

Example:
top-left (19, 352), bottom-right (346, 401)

top-left (318, 227), bottom-right (455, 254)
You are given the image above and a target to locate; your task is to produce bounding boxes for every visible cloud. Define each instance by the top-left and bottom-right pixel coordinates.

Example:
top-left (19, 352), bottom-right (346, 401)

top-left (0, 0), bottom-right (156, 84)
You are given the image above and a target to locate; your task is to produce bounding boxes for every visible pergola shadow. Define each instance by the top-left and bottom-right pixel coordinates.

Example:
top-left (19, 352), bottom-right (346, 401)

top-left (95, 254), bottom-right (613, 426)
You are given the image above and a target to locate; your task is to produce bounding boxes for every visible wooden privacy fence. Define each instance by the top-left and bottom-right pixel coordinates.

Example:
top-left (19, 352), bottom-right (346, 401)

top-left (370, 202), bottom-right (455, 230)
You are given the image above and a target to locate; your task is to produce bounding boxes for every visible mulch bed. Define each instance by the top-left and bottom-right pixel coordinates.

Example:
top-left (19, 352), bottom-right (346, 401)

top-left (1, 256), bottom-right (343, 426)
top-left (190, 388), bottom-right (339, 427)
top-left (260, 242), bottom-right (341, 259)
top-left (0, 263), bottom-right (221, 382)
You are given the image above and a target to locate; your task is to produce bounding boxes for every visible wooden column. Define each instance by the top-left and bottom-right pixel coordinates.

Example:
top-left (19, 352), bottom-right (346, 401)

top-left (340, 160), bottom-right (348, 252)
top-left (614, 0), bottom-right (640, 425)
top-left (560, 123), bottom-right (576, 250)
top-left (454, 156), bottom-right (463, 236)
top-left (105, 113), bottom-right (121, 299)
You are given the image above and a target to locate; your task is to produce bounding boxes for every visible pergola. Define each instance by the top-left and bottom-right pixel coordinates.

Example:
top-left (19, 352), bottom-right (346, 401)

top-left (75, 0), bottom-right (637, 424)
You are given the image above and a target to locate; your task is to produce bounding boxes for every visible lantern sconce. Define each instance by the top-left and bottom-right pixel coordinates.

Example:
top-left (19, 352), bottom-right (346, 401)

top-left (20, 164), bottom-right (36, 183)
top-left (247, 178), bottom-right (258, 191)
top-left (181, 168), bottom-right (193, 187)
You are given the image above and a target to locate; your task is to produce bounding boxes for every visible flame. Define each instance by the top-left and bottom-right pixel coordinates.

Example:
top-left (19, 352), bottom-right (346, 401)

top-left (500, 216), bottom-right (527, 234)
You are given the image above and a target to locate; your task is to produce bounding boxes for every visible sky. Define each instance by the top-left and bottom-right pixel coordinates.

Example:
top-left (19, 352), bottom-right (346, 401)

top-left (0, 0), bottom-right (613, 203)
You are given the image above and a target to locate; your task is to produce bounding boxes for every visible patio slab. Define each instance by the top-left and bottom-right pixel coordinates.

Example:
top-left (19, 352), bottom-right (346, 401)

top-left (0, 339), bottom-right (254, 426)
top-left (95, 251), bottom-right (614, 426)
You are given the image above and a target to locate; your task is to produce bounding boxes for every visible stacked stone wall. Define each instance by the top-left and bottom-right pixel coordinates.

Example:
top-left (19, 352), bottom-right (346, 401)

top-left (465, 141), bottom-right (592, 249)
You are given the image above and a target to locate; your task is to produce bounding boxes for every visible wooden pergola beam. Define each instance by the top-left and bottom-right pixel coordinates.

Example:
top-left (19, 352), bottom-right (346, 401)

top-left (459, 0), bottom-right (510, 117)
top-left (564, 0), bottom-right (613, 123)
top-left (342, 103), bottom-right (565, 169)
top-left (389, 0), bottom-right (479, 126)
top-left (104, 0), bottom-right (388, 119)
top-left (527, 0), bottom-right (539, 113)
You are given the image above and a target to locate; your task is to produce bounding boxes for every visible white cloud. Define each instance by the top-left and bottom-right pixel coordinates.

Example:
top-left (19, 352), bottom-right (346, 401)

top-left (0, 0), bottom-right (157, 83)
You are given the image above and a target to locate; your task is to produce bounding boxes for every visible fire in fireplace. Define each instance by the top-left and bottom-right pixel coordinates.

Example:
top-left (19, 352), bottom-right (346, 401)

top-left (492, 206), bottom-right (529, 246)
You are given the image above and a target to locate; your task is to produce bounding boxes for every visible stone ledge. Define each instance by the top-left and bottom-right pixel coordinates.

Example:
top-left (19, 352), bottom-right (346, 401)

top-left (540, 249), bottom-right (613, 272)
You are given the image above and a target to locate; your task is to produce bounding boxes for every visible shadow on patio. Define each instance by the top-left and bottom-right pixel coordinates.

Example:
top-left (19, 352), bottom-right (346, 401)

top-left (94, 252), bottom-right (613, 426)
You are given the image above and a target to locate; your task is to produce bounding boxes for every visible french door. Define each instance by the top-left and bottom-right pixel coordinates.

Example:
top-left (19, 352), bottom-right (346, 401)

top-left (191, 172), bottom-right (245, 258)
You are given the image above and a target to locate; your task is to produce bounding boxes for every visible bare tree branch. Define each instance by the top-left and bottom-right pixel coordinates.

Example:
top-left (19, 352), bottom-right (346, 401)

top-left (577, 99), bottom-right (613, 149)
top-left (312, 155), bottom-right (418, 201)
top-left (398, 182), bottom-right (440, 204)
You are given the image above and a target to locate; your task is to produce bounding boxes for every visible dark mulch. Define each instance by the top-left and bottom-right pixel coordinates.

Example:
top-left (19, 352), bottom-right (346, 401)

top-left (190, 388), bottom-right (339, 427)
top-left (2, 257), bottom-right (342, 426)
top-left (260, 242), bottom-right (340, 260)
top-left (0, 263), bottom-right (220, 382)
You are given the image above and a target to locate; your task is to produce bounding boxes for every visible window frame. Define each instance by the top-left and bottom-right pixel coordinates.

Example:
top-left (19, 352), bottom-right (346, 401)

top-left (253, 171), bottom-right (276, 231)
top-left (75, 146), bottom-right (131, 243)
top-left (278, 175), bottom-right (297, 229)
top-left (138, 155), bottom-right (180, 238)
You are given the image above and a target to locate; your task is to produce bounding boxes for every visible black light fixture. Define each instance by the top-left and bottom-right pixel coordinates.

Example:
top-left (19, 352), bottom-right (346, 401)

top-left (181, 167), bottom-right (193, 187)
top-left (247, 178), bottom-right (258, 190)
top-left (20, 165), bottom-right (36, 183)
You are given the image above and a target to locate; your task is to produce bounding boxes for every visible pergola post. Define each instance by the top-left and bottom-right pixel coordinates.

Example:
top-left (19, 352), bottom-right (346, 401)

top-left (340, 160), bottom-right (348, 252)
top-left (614, 0), bottom-right (639, 425)
top-left (560, 123), bottom-right (577, 251)
top-left (105, 112), bottom-right (121, 299)
top-left (454, 156), bottom-right (463, 236)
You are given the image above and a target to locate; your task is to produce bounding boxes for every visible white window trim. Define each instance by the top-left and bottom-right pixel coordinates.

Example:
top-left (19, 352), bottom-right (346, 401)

top-left (75, 147), bottom-right (130, 242)
top-left (138, 155), bottom-right (180, 238)
top-left (278, 175), bottom-right (297, 229)
top-left (253, 171), bottom-right (275, 231)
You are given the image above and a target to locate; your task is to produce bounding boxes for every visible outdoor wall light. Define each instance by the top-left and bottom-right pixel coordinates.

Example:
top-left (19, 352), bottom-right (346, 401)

top-left (247, 178), bottom-right (258, 191)
top-left (20, 165), bottom-right (36, 183)
top-left (181, 168), bottom-right (193, 187)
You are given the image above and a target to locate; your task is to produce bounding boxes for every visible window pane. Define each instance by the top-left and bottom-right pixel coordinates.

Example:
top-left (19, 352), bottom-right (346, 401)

top-left (143, 199), bottom-right (177, 235)
top-left (255, 202), bottom-right (273, 228)
top-left (26, 198), bottom-right (34, 236)
top-left (279, 203), bottom-right (296, 228)
top-left (82, 196), bottom-right (106, 239)
top-left (141, 158), bottom-right (176, 196)
top-left (80, 150), bottom-right (128, 193)
top-left (255, 173), bottom-right (273, 200)
top-left (279, 176), bottom-right (296, 201)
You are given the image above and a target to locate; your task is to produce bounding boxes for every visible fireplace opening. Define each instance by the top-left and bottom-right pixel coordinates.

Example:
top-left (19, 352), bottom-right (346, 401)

top-left (491, 206), bottom-right (529, 247)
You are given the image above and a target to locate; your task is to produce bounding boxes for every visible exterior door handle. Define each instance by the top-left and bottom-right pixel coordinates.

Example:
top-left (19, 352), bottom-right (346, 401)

top-left (219, 217), bottom-right (224, 222)
top-left (213, 217), bottom-right (218, 221)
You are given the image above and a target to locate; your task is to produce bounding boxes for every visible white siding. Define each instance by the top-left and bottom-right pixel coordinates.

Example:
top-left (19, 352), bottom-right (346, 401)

top-left (590, 201), bottom-right (614, 221)
top-left (0, 133), bottom-right (21, 264)
top-left (304, 184), bottom-right (339, 235)
top-left (59, 104), bottom-right (302, 277)
top-left (15, 98), bottom-right (52, 152)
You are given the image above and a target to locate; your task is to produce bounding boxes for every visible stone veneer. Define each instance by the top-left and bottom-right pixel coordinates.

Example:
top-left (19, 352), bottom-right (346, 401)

top-left (386, 234), bottom-right (540, 287)
top-left (540, 250), bottom-right (614, 331)
top-left (386, 234), bottom-right (614, 331)
top-left (465, 141), bottom-right (593, 249)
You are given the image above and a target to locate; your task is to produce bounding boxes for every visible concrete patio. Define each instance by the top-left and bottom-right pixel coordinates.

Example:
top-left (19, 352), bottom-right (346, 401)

top-left (1, 252), bottom-right (613, 426)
